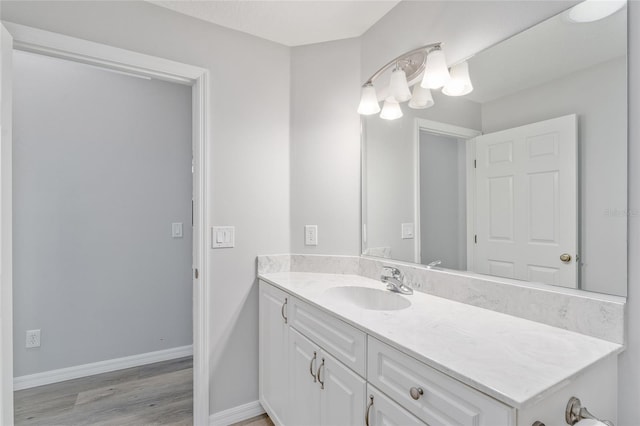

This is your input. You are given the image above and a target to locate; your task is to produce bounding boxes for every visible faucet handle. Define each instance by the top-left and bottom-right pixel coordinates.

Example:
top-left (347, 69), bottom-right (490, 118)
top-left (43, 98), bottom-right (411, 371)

top-left (381, 266), bottom-right (403, 279)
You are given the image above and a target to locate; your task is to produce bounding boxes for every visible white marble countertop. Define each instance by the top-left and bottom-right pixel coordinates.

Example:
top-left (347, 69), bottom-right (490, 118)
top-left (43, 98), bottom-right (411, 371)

top-left (259, 272), bottom-right (623, 409)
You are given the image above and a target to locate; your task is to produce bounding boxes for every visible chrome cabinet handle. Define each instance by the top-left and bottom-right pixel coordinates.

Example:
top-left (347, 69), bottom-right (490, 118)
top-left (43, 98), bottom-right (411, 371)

top-left (309, 351), bottom-right (317, 382)
top-left (365, 395), bottom-right (374, 426)
top-left (316, 358), bottom-right (325, 389)
top-left (409, 387), bottom-right (424, 400)
top-left (281, 298), bottom-right (288, 323)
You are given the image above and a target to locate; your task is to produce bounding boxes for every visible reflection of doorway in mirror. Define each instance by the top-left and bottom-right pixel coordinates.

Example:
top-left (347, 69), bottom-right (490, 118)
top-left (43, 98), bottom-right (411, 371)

top-left (413, 119), bottom-right (481, 267)
top-left (472, 115), bottom-right (578, 288)
top-left (419, 132), bottom-right (467, 269)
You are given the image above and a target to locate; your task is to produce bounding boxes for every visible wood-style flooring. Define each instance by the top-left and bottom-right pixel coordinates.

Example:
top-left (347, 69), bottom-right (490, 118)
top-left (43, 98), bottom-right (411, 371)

top-left (14, 356), bottom-right (193, 426)
top-left (230, 414), bottom-right (274, 426)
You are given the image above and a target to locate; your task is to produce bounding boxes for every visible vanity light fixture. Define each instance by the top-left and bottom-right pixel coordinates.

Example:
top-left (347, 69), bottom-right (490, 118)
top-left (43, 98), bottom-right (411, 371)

top-left (421, 45), bottom-right (450, 89)
top-left (357, 42), bottom-right (472, 120)
top-left (442, 61), bottom-right (473, 96)
top-left (408, 84), bottom-right (434, 109)
top-left (566, 0), bottom-right (626, 23)
top-left (357, 83), bottom-right (381, 115)
top-left (357, 43), bottom-right (439, 119)
top-left (380, 98), bottom-right (403, 120)
top-left (389, 66), bottom-right (412, 103)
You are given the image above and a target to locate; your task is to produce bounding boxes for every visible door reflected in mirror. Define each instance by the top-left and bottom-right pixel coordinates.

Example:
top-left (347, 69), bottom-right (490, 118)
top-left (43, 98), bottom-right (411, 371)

top-left (361, 3), bottom-right (627, 296)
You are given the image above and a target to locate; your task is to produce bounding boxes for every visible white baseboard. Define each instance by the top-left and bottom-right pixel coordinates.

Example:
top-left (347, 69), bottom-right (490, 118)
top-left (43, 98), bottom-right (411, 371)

top-left (210, 400), bottom-right (265, 426)
top-left (14, 344), bottom-right (193, 391)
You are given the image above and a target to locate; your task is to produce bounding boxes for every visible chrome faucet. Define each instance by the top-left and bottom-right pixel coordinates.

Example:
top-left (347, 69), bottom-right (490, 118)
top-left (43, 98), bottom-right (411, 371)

top-left (380, 266), bottom-right (413, 295)
top-left (426, 260), bottom-right (442, 269)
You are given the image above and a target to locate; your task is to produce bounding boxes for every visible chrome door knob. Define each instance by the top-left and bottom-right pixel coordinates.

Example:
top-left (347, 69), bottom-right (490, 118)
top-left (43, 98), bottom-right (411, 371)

top-left (409, 387), bottom-right (424, 400)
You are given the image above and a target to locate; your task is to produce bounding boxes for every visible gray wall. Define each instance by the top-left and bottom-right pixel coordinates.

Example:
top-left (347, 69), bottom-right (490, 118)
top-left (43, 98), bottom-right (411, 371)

top-left (13, 51), bottom-right (193, 376)
top-left (289, 38), bottom-right (361, 255)
top-left (482, 57), bottom-right (627, 295)
top-left (1, 0), bottom-right (291, 414)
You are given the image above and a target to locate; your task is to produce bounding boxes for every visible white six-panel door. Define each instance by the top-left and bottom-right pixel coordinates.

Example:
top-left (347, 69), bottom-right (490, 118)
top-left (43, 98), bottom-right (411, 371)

top-left (474, 114), bottom-right (578, 287)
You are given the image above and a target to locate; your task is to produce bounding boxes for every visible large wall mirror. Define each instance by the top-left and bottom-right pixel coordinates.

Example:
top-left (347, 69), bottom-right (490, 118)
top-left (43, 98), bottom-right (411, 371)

top-left (361, 3), bottom-right (627, 296)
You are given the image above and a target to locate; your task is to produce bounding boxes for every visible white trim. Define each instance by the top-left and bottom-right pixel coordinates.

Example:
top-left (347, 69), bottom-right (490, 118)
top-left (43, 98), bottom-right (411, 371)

top-left (0, 23), bottom-right (14, 426)
top-left (13, 345), bottom-right (193, 391)
top-left (3, 22), bottom-right (204, 84)
top-left (466, 138), bottom-right (477, 271)
top-left (413, 118), bottom-right (481, 266)
top-left (2, 22), bottom-right (211, 425)
top-left (192, 70), bottom-right (211, 425)
top-left (209, 401), bottom-right (265, 426)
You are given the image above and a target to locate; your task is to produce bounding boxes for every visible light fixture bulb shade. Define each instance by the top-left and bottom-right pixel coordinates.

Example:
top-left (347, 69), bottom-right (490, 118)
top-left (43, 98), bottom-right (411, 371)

top-left (389, 68), bottom-right (412, 102)
top-left (421, 48), bottom-right (450, 89)
top-left (566, 0), bottom-right (626, 23)
top-left (357, 84), bottom-right (381, 115)
top-left (380, 99), bottom-right (403, 120)
top-left (442, 61), bottom-right (473, 96)
top-left (408, 85), bottom-right (434, 109)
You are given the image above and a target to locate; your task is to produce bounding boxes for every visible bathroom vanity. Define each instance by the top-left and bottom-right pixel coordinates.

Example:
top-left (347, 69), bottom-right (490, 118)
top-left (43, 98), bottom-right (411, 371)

top-left (258, 264), bottom-right (622, 426)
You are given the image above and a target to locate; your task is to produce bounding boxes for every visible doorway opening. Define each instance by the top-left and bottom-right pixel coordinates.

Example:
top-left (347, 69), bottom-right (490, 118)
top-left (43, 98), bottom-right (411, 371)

top-left (0, 23), bottom-right (211, 425)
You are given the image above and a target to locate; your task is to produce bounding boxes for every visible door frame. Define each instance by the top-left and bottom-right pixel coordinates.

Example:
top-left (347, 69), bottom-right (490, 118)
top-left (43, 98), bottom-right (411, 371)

top-left (0, 22), bottom-right (211, 425)
top-left (413, 118), bottom-right (481, 265)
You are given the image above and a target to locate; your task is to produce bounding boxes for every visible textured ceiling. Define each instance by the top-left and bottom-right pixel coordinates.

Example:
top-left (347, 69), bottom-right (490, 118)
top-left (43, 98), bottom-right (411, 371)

top-left (148, 0), bottom-right (401, 47)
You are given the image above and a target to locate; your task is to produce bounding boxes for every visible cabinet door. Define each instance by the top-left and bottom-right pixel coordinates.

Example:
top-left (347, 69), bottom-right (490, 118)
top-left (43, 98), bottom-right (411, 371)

top-left (366, 385), bottom-right (427, 426)
top-left (289, 328), bottom-right (321, 426)
top-left (259, 282), bottom-right (290, 425)
top-left (318, 350), bottom-right (366, 426)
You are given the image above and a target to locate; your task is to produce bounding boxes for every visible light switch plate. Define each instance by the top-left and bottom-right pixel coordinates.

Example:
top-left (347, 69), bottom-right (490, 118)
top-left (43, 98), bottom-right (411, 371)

top-left (172, 222), bottom-right (183, 238)
top-left (304, 225), bottom-right (318, 246)
top-left (211, 226), bottom-right (235, 248)
top-left (401, 223), bottom-right (414, 239)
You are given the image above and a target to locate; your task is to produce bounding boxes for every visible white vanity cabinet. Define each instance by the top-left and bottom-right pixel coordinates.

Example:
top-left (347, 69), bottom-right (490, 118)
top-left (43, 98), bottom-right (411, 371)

top-left (289, 328), bottom-right (366, 426)
top-left (259, 278), bottom-right (618, 426)
top-left (259, 281), bottom-right (367, 426)
top-left (258, 282), bottom-right (290, 425)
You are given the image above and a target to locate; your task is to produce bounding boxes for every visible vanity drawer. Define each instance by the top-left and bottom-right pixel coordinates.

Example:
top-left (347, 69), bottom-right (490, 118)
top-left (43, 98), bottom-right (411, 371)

top-left (367, 384), bottom-right (427, 426)
top-left (289, 297), bottom-right (366, 377)
top-left (368, 337), bottom-right (515, 426)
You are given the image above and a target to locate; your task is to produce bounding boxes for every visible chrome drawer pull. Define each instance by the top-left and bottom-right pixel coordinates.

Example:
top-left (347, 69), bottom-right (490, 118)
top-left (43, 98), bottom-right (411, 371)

top-left (409, 387), bottom-right (424, 400)
top-left (316, 358), bottom-right (325, 389)
top-left (281, 298), bottom-right (288, 323)
top-left (365, 395), bottom-right (374, 426)
top-left (309, 351), bottom-right (317, 382)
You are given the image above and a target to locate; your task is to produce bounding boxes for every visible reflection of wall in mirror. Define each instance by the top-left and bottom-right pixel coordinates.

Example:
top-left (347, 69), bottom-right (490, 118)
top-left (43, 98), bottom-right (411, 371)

top-left (482, 56), bottom-right (626, 296)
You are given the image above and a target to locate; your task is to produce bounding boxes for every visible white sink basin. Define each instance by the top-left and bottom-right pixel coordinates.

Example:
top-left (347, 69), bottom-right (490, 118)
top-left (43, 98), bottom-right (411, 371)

top-left (322, 286), bottom-right (411, 311)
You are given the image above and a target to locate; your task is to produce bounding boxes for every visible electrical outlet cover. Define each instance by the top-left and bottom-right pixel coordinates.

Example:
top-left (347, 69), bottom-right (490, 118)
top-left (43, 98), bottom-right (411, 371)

top-left (26, 329), bottom-right (41, 348)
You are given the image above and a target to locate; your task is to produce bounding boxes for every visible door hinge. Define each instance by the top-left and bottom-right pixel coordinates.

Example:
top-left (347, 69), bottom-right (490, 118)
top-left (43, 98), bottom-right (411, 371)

top-left (474, 234), bottom-right (477, 244)
top-left (474, 159), bottom-right (477, 168)
top-left (194, 268), bottom-right (199, 279)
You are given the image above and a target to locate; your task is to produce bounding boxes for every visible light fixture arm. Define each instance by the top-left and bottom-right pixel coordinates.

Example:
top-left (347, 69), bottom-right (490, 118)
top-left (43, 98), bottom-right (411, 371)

top-left (362, 42), bottom-right (442, 86)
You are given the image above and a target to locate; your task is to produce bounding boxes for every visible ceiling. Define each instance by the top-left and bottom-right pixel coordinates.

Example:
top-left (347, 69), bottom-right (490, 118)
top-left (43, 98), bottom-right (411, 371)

top-left (148, 0), bottom-right (401, 47)
top-left (465, 4), bottom-right (626, 103)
